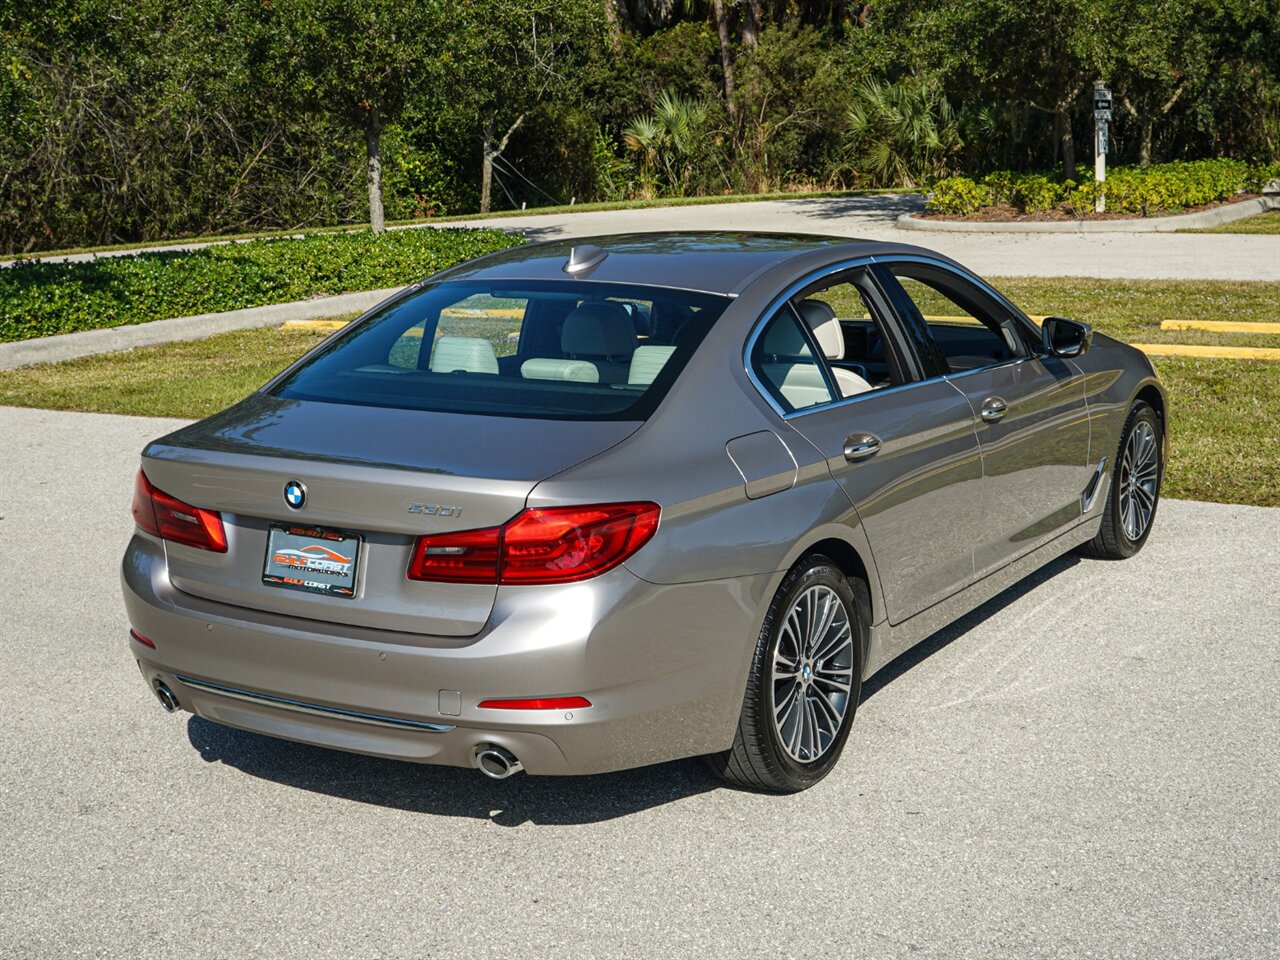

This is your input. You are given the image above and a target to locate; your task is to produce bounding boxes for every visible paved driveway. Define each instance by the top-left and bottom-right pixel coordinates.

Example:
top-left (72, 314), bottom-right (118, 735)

top-left (1, 405), bottom-right (1277, 959)
top-left (12, 194), bottom-right (1280, 280)
top-left (441, 195), bottom-right (1280, 281)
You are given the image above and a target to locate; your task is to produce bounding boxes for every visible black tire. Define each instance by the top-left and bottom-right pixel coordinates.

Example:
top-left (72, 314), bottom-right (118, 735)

top-left (1081, 401), bottom-right (1163, 560)
top-left (706, 555), bottom-right (865, 793)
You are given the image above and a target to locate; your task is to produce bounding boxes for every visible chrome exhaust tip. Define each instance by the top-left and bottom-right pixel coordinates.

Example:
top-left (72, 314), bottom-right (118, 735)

top-left (154, 681), bottom-right (180, 713)
top-left (474, 745), bottom-right (523, 780)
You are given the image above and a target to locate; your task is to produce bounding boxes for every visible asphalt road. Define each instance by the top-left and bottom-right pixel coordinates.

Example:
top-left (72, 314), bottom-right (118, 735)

top-left (2, 404), bottom-right (1277, 959)
top-left (11, 194), bottom-right (1280, 280)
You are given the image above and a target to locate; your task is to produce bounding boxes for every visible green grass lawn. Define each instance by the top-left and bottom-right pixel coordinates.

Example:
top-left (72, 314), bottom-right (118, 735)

top-left (2, 280), bottom-right (1278, 506)
top-left (1180, 209), bottom-right (1280, 235)
top-left (989, 277), bottom-right (1280, 348)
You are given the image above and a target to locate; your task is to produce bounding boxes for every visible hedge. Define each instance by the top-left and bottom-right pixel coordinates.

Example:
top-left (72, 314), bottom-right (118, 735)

top-left (927, 159), bottom-right (1280, 218)
top-left (0, 227), bottom-right (526, 343)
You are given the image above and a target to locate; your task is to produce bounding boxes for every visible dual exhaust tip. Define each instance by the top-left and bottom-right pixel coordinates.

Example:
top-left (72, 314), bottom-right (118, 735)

top-left (474, 745), bottom-right (523, 780)
top-left (155, 680), bottom-right (522, 780)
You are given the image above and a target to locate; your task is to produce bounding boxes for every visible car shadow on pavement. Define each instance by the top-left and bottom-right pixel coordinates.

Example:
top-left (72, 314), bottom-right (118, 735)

top-left (185, 551), bottom-right (1082, 824)
top-left (784, 193), bottom-right (926, 224)
top-left (861, 553), bottom-right (1082, 702)
top-left (186, 716), bottom-right (722, 826)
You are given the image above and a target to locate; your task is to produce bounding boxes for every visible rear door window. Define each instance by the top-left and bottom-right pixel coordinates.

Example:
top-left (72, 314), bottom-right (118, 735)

top-left (272, 280), bottom-right (729, 421)
top-left (749, 305), bottom-right (835, 413)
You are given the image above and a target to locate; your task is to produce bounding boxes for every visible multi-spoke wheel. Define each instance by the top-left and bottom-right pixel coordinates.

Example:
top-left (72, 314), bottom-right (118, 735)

top-left (1083, 400), bottom-right (1163, 559)
top-left (771, 585), bottom-right (855, 764)
top-left (707, 556), bottom-right (864, 793)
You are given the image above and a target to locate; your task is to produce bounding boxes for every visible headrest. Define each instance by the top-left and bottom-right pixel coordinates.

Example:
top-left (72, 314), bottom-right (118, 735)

top-left (562, 301), bottom-right (635, 358)
top-left (429, 336), bottom-right (499, 375)
top-left (760, 311), bottom-right (812, 358)
top-left (795, 300), bottom-right (843, 360)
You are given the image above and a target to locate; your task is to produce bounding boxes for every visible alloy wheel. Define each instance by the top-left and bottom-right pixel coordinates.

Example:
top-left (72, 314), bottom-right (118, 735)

top-left (771, 584), bottom-right (856, 763)
top-left (1120, 420), bottom-right (1159, 541)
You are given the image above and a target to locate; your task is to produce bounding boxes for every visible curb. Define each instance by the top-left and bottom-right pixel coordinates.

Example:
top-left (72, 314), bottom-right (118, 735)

top-left (896, 194), bottom-right (1279, 233)
top-left (0, 287), bottom-right (404, 370)
top-left (1161, 319), bottom-right (1280, 334)
top-left (1133, 343), bottom-right (1280, 361)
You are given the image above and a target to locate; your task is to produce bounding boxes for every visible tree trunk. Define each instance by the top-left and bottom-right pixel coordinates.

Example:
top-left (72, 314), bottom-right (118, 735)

top-left (603, 0), bottom-right (622, 54)
top-left (712, 0), bottom-right (737, 122)
top-left (1140, 116), bottom-right (1153, 168)
top-left (479, 114), bottom-right (526, 215)
top-left (742, 1), bottom-right (763, 46)
top-left (365, 126), bottom-right (385, 233)
top-left (1058, 104), bottom-right (1076, 182)
top-left (480, 123), bottom-right (494, 215)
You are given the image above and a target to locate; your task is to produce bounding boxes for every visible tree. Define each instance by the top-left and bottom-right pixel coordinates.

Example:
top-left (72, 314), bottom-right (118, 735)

top-left (871, 0), bottom-right (1107, 180)
top-left (711, 0), bottom-right (738, 122)
top-left (622, 89), bottom-right (709, 195)
top-left (843, 76), bottom-right (964, 186)
top-left (285, 0), bottom-right (445, 231)
top-left (449, 0), bottom-right (591, 213)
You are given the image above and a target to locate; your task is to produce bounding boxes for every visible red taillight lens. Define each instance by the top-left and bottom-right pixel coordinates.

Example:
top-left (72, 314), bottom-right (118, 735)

top-left (478, 696), bottom-right (592, 710)
top-left (501, 503), bottom-right (660, 584)
top-left (406, 525), bottom-right (501, 583)
top-left (407, 501), bottom-right (660, 585)
top-left (131, 470), bottom-right (227, 553)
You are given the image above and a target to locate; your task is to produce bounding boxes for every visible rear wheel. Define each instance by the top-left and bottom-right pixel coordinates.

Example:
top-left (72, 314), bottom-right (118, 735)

top-left (1082, 401), bottom-right (1163, 559)
top-left (707, 556), bottom-right (864, 793)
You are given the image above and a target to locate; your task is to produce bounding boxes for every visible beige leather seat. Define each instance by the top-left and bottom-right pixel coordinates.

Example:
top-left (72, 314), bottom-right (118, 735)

top-left (428, 336), bottom-right (499, 375)
top-left (627, 345), bottom-right (676, 386)
top-left (521, 301), bottom-right (636, 384)
top-left (795, 300), bottom-right (873, 397)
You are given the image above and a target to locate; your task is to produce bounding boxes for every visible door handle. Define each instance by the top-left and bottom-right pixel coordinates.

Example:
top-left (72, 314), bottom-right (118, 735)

top-left (981, 397), bottom-right (1008, 423)
top-left (843, 433), bottom-right (882, 462)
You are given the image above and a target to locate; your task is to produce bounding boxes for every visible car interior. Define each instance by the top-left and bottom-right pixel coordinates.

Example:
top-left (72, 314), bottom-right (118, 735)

top-left (276, 281), bottom-right (730, 419)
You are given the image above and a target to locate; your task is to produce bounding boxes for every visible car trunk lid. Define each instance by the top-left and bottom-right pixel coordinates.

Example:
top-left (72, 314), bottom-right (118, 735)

top-left (141, 395), bottom-right (638, 637)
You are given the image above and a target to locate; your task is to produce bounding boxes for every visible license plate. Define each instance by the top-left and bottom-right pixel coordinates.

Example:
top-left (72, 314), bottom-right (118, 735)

top-left (262, 523), bottom-right (362, 599)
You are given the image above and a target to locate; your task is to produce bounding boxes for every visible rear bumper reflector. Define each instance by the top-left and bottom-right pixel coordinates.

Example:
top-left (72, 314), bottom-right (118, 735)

top-left (174, 675), bottom-right (456, 733)
top-left (129, 629), bottom-right (156, 649)
top-left (478, 696), bottom-right (592, 710)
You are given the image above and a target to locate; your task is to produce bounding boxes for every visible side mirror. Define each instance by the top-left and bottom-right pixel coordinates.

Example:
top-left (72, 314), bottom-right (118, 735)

top-left (1041, 317), bottom-right (1093, 358)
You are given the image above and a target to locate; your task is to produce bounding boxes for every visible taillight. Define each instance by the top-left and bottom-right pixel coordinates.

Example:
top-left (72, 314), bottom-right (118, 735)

top-left (131, 470), bottom-right (228, 553)
top-left (407, 502), bottom-right (660, 585)
top-left (405, 526), bottom-right (501, 583)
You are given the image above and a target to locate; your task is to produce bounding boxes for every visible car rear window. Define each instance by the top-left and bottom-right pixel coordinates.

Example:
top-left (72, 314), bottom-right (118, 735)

top-left (271, 280), bottom-right (730, 420)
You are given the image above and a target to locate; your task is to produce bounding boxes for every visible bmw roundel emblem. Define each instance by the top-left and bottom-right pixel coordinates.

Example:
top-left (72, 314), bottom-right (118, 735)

top-left (283, 480), bottom-right (307, 510)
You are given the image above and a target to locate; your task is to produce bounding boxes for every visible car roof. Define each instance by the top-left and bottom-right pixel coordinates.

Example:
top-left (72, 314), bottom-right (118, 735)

top-left (431, 231), bottom-right (951, 297)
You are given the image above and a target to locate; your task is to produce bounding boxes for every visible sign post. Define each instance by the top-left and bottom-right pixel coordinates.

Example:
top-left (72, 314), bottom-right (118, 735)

top-left (1093, 81), bottom-right (1112, 213)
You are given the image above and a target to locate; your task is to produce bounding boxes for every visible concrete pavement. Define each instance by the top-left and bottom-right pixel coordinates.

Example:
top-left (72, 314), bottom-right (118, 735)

top-left (435, 194), bottom-right (1280, 280)
top-left (1, 404), bottom-right (1277, 959)
top-left (8, 194), bottom-right (1280, 279)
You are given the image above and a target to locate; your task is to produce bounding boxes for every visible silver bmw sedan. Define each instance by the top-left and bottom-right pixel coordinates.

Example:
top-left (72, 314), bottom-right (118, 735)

top-left (121, 233), bottom-right (1165, 792)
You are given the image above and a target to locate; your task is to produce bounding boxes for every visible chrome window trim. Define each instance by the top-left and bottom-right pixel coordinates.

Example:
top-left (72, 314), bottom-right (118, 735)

top-left (743, 256), bottom-right (878, 420)
top-left (742, 254), bottom-right (1049, 423)
top-left (175, 674), bottom-right (456, 733)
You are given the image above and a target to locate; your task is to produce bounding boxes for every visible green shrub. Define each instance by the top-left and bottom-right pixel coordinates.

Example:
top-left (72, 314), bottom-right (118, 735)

top-left (0, 228), bottom-right (525, 343)
top-left (980, 171), bottom-right (1017, 207)
top-left (927, 177), bottom-right (989, 215)
top-left (1011, 173), bottom-right (1064, 212)
top-left (1062, 179), bottom-right (1100, 218)
top-left (928, 159), bottom-right (1273, 219)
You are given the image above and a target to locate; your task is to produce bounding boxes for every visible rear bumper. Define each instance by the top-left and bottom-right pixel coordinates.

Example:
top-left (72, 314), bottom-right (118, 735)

top-left (122, 534), bottom-right (772, 775)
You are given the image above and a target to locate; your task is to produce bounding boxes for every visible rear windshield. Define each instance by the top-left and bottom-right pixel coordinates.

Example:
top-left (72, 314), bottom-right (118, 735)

top-left (271, 280), bottom-right (730, 420)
